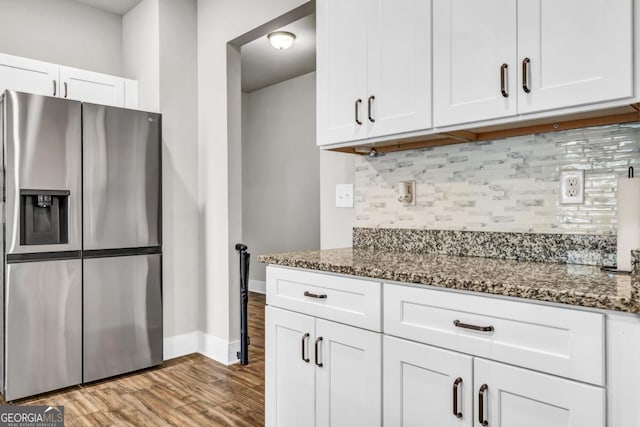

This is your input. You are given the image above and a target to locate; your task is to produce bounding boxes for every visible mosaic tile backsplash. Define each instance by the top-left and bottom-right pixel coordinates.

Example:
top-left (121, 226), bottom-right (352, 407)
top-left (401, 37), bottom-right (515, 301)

top-left (354, 123), bottom-right (640, 235)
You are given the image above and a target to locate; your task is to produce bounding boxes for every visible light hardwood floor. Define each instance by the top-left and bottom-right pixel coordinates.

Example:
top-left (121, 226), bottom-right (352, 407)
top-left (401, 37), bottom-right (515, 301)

top-left (3, 292), bottom-right (267, 427)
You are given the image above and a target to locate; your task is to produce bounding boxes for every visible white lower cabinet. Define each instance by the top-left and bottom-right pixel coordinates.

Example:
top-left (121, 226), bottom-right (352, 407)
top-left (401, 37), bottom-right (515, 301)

top-left (265, 307), bottom-right (316, 427)
top-left (266, 267), bottom-right (613, 426)
top-left (384, 335), bottom-right (473, 426)
top-left (384, 335), bottom-right (605, 427)
top-left (475, 358), bottom-right (605, 427)
top-left (266, 306), bottom-right (382, 427)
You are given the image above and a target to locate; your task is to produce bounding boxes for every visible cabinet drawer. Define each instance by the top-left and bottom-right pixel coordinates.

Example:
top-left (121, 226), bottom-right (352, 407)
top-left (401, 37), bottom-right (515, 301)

top-left (266, 266), bottom-right (381, 331)
top-left (384, 284), bottom-right (604, 385)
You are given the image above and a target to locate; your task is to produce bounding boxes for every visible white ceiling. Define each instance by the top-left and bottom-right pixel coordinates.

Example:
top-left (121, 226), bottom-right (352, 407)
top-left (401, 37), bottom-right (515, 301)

top-left (72, 0), bottom-right (142, 15)
top-left (241, 14), bottom-right (316, 93)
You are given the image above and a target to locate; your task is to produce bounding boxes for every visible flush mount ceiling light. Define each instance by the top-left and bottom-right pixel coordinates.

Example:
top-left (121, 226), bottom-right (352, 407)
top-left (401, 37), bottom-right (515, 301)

top-left (268, 31), bottom-right (296, 50)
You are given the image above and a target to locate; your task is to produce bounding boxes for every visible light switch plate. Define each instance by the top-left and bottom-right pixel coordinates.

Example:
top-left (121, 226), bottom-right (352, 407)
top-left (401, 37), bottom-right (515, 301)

top-left (335, 184), bottom-right (354, 208)
top-left (560, 170), bottom-right (585, 205)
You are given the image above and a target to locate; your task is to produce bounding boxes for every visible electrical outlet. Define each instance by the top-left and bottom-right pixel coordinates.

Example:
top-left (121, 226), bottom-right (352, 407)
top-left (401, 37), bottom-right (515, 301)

top-left (560, 170), bottom-right (585, 205)
top-left (335, 184), bottom-right (354, 208)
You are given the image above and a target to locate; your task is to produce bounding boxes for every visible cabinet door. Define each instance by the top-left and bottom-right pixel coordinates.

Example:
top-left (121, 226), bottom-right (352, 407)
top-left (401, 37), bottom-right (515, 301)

top-left (517, 0), bottom-right (633, 114)
top-left (432, 0), bottom-right (517, 126)
top-left (0, 53), bottom-right (58, 97)
top-left (59, 66), bottom-right (125, 107)
top-left (474, 358), bottom-right (605, 427)
top-left (315, 319), bottom-right (381, 427)
top-left (367, 0), bottom-right (431, 137)
top-left (384, 336), bottom-right (473, 427)
top-left (265, 307), bottom-right (316, 427)
top-left (316, 0), bottom-right (368, 145)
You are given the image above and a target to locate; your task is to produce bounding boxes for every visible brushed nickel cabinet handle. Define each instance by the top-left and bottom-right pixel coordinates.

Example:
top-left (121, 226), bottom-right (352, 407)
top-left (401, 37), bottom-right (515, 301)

top-left (500, 64), bottom-right (509, 98)
top-left (53, 80), bottom-right (57, 96)
top-left (453, 320), bottom-right (494, 332)
top-left (453, 377), bottom-right (463, 419)
top-left (478, 384), bottom-right (489, 426)
top-left (301, 333), bottom-right (310, 363)
top-left (368, 95), bottom-right (375, 122)
top-left (64, 82), bottom-right (68, 98)
top-left (314, 337), bottom-right (323, 367)
top-left (522, 57), bottom-right (531, 93)
top-left (355, 99), bottom-right (363, 125)
top-left (304, 291), bottom-right (327, 299)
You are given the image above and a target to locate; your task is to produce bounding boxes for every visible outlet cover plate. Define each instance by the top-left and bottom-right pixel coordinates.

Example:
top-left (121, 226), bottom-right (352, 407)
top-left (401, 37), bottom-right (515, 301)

top-left (335, 184), bottom-right (354, 208)
top-left (560, 170), bottom-right (585, 205)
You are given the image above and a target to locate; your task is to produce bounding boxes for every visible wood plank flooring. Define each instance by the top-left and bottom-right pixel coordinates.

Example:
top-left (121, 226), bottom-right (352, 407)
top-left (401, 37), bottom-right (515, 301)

top-left (3, 292), bottom-right (267, 427)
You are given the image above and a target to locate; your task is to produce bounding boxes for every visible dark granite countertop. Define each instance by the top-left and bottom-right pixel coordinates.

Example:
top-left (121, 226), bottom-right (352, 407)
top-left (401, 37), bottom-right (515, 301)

top-left (258, 248), bottom-right (640, 313)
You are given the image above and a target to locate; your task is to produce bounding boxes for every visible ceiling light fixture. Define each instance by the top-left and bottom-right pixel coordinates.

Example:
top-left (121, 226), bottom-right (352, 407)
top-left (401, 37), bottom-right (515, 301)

top-left (268, 31), bottom-right (296, 50)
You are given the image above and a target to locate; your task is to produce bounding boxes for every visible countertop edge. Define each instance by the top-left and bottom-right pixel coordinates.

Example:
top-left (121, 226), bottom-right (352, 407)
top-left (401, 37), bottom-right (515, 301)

top-left (259, 251), bottom-right (640, 314)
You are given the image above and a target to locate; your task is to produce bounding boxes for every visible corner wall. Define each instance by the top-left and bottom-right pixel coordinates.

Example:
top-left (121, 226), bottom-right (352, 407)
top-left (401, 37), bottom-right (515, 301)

top-left (197, 0), bottom-right (309, 363)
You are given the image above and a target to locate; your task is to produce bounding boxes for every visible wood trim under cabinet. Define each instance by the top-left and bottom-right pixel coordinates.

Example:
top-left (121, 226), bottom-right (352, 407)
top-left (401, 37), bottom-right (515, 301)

top-left (332, 106), bottom-right (640, 155)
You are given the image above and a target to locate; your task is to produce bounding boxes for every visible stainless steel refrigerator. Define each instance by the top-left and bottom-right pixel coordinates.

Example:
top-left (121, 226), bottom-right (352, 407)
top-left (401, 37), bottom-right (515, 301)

top-left (0, 91), bottom-right (162, 401)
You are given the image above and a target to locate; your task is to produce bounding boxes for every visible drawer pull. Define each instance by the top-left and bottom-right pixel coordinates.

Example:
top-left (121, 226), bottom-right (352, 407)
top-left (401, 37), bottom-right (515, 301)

top-left (355, 99), bottom-right (363, 125)
top-left (53, 80), bottom-right (57, 96)
top-left (500, 63), bottom-right (509, 98)
top-left (478, 384), bottom-right (489, 426)
top-left (453, 320), bottom-right (494, 332)
top-left (368, 95), bottom-right (375, 122)
top-left (452, 377), bottom-right (463, 419)
top-left (315, 337), bottom-right (323, 367)
top-left (301, 333), bottom-right (310, 363)
top-left (304, 291), bottom-right (327, 300)
top-left (522, 57), bottom-right (531, 93)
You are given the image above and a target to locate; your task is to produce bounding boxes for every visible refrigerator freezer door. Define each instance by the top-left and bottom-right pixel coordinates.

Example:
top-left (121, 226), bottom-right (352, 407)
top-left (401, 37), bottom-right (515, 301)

top-left (4, 91), bottom-right (82, 254)
top-left (83, 254), bottom-right (163, 383)
top-left (5, 259), bottom-right (82, 401)
top-left (82, 104), bottom-right (161, 250)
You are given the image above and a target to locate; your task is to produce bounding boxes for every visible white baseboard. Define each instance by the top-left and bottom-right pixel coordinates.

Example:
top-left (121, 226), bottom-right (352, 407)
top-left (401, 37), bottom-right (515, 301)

top-left (163, 332), bottom-right (240, 365)
top-left (249, 279), bottom-right (266, 294)
top-left (200, 333), bottom-right (240, 365)
top-left (163, 331), bottom-right (200, 360)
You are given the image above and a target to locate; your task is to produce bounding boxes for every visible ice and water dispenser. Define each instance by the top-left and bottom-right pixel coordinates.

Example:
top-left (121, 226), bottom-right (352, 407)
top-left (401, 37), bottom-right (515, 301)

top-left (20, 190), bottom-right (70, 245)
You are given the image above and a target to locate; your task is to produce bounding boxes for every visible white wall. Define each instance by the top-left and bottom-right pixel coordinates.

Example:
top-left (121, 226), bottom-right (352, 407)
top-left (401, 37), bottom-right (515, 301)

top-left (122, 0), bottom-right (160, 111)
top-left (242, 72), bottom-right (320, 284)
top-left (0, 0), bottom-right (123, 75)
top-left (158, 0), bottom-right (200, 342)
top-left (320, 151), bottom-right (354, 249)
top-left (197, 0), bottom-right (309, 360)
top-left (122, 0), bottom-right (201, 353)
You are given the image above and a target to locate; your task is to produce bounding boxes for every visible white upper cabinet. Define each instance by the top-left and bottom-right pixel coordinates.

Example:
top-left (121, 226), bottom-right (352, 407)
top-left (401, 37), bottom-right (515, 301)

top-left (517, 0), bottom-right (634, 114)
top-left (433, 0), bottom-right (517, 126)
top-left (0, 54), bottom-right (59, 97)
top-left (319, 0), bottom-right (636, 148)
top-left (59, 66), bottom-right (125, 107)
top-left (0, 53), bottom-right (138, 109)
top-left (434, 0), bottom-right (634, 128)
top-left (367, 0), bottom-right (432, 138)
top-left (317, 0), bottom-right (368, 145)
top-left (317, 0), bottom-right (432, 146)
